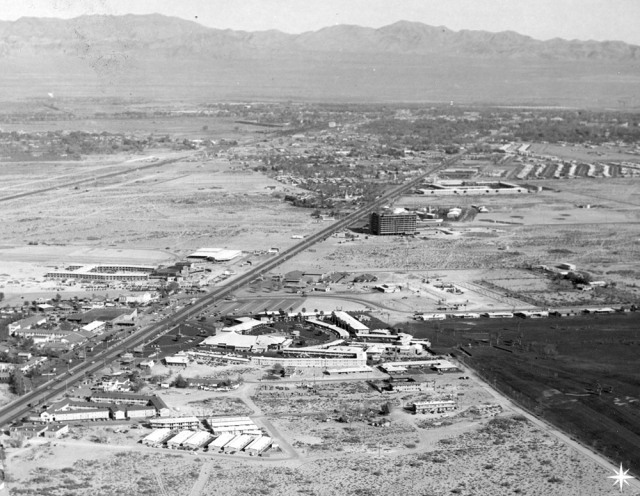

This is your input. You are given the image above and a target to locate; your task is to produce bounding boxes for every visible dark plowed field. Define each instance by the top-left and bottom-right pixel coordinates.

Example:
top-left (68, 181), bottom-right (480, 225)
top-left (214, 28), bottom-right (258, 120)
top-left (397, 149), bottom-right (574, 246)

top-left (408, 313), bottom-right (640, 477)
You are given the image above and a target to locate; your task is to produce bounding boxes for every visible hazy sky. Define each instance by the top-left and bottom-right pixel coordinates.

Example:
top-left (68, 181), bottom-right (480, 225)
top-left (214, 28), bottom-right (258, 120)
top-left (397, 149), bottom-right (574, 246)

top-left (3, 0), bottom-right (640, 44)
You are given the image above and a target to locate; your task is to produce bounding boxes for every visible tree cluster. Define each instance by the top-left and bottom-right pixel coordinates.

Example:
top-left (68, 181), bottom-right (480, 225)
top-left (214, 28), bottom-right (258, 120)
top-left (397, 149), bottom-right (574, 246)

top-left (9, 369), bottom-right (32, 396)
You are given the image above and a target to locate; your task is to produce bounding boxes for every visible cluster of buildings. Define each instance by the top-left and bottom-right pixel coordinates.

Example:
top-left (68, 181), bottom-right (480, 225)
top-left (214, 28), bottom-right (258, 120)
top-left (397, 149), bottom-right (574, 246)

top-left (9, 422), bottom-right (69, 441)
top-left (7, 307), bottom-right (138, 354)
top-left (417, 307), bottom-right (629, 321)
top-left (0, 354), bottom-right (48, 378)
top-left (45, 264), bottom-right (156, 282)
top-left (31, 392), bottom-right (169, 423)
top-left (200, 310), bottom-right (433, 369)
top-left (141, 416), bottom-right (273, 456)
top-left (44, 259), bottom-right (228, 289)
top-left (379, 359), bottom-right (458, 374)
top-left (153, 308), bottom-right (435, 371)
top-left (416, 180), bottom-right (531, 196)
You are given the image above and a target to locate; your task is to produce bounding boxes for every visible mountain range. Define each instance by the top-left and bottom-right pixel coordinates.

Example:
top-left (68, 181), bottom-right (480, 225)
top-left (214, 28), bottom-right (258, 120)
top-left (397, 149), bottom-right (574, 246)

top-left (0, 14), bottom-right (638, 106)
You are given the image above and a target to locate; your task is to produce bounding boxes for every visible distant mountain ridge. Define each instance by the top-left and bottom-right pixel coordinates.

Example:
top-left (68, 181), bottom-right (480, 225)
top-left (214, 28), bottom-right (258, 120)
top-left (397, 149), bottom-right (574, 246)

top-left (0, 14), bottom-right (638, 106)
top-left (0, 14), bottom-right (639, 60)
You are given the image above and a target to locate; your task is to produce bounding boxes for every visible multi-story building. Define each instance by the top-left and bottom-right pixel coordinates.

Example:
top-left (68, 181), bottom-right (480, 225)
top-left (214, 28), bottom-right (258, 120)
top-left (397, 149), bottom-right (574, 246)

top-left (126, 405), bottom-right (157, 419)
top-left (251, 353), bottom-right (366, 368)
top-left (369, 211), bottom-right (417, 235)
top-left (413, 399), bottom-right (457, 414)
top-left (149, 416), bottom-right (201, 430)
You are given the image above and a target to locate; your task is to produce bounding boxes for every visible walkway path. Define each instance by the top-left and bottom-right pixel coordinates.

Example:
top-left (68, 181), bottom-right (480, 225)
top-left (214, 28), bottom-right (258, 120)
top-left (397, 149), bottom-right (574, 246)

top-left (188, 462), bottom-right (212, 496)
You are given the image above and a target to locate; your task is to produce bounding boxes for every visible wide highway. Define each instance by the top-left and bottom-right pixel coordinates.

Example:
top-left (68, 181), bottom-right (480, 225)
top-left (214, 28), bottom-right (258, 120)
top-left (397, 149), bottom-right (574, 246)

top-left (0, 154), bottom-right (458, 428)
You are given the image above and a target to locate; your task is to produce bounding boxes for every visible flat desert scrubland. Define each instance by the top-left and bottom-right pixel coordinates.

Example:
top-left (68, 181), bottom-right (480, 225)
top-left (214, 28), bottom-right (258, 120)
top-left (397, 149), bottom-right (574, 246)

top-left (2, 157), bottom-right (315, 254)
top-left (5, 370), bottom-right (632, 496)
top-left (0, 154), bottom-right (317, 305)
top-left (5, 416), bottom-right (621, 496)
top-left (287, 221), bottom-right (639, 275)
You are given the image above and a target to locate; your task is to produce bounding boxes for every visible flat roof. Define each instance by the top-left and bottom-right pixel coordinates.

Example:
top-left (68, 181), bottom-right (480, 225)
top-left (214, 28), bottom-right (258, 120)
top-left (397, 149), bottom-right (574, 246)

top-left (305, 318), bottom-right (350, 339)
top-left (382, 360), bottom-right (442, 368)
top-left (188, 248), bottom-right (242, 261)
top-left (164, 355), bottom-right (190, 364)
top-left (202, 332), bottom-right (286, 349)
top-left (333, 311), bottom-right (369, 332)
top-left (432, 360), bottom-right (458, 369)
top-left (381, 365), bottom-right (408, 372)
top-left (414, 399), bottom-right (456, 406)
top-left (326, 366), bottom-right (373, 374)
top-left (82, 320), bottom-right (105, 331)
top-left (221, 318), bottom-right (265, 333)
top-left (126, 405), bottom-right (156, 412)
top-left (150, 416), bottom-right (199, 424)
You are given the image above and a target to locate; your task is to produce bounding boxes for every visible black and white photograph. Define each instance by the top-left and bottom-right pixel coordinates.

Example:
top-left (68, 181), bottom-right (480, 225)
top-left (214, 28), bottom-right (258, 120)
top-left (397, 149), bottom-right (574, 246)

top-left (0, 1), bottom-right (639, 494)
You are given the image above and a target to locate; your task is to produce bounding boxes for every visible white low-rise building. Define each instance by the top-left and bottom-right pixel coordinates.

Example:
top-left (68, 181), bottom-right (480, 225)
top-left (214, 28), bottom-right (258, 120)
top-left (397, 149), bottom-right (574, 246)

top-left (149, 416), bottom-right (201, 430)
top-left (164, 354), bottom-right (190, 366)
top-left (245, 436), bottom-right (272, 456)
top-left (167, 430), bottom-right (195, 449)
top-left (182, 431), bottom-right (213, 450)
top-left (82, 321), bottom-right (106, 335)
top-left (201, 332), bottom-right (288, 353)
top-left (413, 399), bottom-right (457, 414)
top-left (207, 417), bottom-right (259, 436)
top-left (208, 432), bottom-right (235, 451)
top-left (223, 434), bottom-right (255, 453)
top-left (142, 428), bottom-right (173, 447)
top-left (252, 353), bottom-right (367, 368)
top-left (332, 311), bottom-right (369, 333)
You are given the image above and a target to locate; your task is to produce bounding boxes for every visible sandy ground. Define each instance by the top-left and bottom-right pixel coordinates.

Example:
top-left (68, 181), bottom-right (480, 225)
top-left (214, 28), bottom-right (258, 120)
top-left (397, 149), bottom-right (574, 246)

top-left (1, 152), bottom-right (314, 263)
top-left (0, 152), bottom-right (318, 306)
top-left (3, 135), bottom-right (640, 494)
top-left (1, 156), bottom-right (315, 254)
top-left (3, 151), bottom-right (639, 314)
top-left (4, 364), bottom-right (635, 496)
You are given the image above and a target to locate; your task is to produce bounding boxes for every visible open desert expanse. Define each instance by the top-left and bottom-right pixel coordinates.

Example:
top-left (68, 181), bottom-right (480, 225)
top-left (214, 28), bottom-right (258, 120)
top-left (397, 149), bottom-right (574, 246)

top-left (1, 155), bottom-right (316, 253)
top-left (2, 6), bottom-right (640, 496)
top-left (4, 362), bottom-right (632, 496)
top-left (0, 147), bottom-right (320, 306)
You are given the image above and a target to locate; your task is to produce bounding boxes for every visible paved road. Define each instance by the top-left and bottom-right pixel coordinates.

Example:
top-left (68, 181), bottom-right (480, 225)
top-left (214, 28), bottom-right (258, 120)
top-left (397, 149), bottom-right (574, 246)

top-left (0, 155), bottom-right (460, 428)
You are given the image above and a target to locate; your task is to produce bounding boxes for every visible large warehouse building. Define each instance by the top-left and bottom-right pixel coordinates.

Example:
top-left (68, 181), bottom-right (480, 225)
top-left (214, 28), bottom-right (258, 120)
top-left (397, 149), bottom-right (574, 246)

top-left (187, 248), bottom-right (242, 262)
top-left (45, 264), bottom-right (155, 282)
top-left (369, 211), bottom-right (417, 235)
